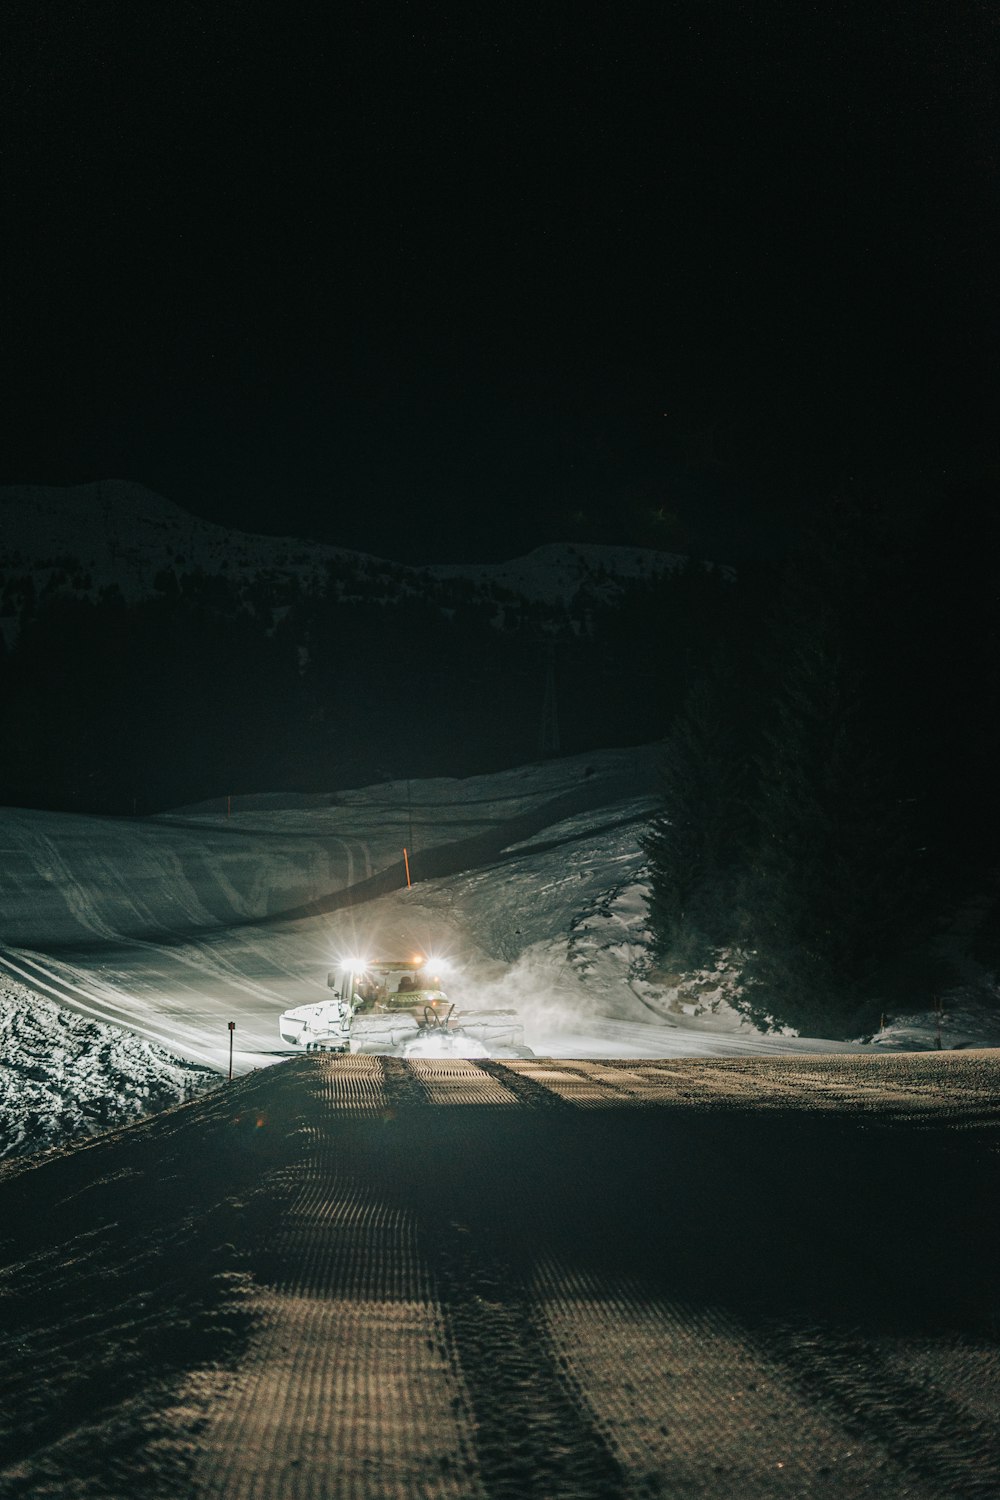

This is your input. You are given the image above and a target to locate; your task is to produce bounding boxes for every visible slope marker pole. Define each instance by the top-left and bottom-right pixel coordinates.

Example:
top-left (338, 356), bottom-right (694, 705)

top-left (403, 847), bottom-right (412, 889)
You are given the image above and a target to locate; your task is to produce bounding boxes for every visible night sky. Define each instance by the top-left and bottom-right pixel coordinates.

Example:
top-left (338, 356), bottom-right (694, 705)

top-left (3, 2), bottom-right (996, 562)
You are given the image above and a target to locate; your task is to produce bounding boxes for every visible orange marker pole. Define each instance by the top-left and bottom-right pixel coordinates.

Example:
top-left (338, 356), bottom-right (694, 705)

top-left (403, 846), bottom-right (412, 889)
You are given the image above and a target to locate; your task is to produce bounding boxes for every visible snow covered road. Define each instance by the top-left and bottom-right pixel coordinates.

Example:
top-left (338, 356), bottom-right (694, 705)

top-left (2, 1053), bottom-right (997, 1498)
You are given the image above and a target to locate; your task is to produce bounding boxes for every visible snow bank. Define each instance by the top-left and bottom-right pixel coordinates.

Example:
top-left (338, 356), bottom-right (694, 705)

top-left (871, 995), bottom-right (1000, 1053)
top-left (0, 977), bottom-right (220, 1158)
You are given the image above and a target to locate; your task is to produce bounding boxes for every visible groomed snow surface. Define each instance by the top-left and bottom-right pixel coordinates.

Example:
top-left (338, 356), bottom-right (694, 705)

top-left (3, 1053), bottom-right (998, 1498)
top-left (1, 744), bottom-right (996, 1158)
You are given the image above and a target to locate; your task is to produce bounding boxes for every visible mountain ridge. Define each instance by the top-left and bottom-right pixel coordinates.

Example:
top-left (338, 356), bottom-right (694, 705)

top-left (1, 480), bottom-right (687, 634)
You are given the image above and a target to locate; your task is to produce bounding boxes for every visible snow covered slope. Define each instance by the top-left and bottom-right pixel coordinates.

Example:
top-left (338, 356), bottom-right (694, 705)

top-left (1, 480), bottom-right (367, 601)
top-left (2, 745), bottom-right (994, 1156)
top-left (0, 749), bottom-right (659, 1078)
top-left (427, 540), bottom-right (686, 603)
top-left (0, 480), bottom-right (684, 627)
top-left (0, 976), bottom-right (218, 1156)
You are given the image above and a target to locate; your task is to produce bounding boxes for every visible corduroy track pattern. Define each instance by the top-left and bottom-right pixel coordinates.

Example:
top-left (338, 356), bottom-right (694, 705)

top-left (188, 1054), bottom-right (1000, 1499)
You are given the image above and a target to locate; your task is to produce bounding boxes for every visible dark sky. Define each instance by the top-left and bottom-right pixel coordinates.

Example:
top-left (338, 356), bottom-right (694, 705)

top-left (2, 2), bottom-right (996, 561)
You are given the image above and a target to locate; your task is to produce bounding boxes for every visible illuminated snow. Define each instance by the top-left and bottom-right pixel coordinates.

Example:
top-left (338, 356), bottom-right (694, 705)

top-left (2, 744), bottom-right (995, 1155)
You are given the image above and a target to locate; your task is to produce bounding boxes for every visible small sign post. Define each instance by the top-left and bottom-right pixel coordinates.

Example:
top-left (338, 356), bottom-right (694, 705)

top-left (228, 1020), bottom-right (236, 1080)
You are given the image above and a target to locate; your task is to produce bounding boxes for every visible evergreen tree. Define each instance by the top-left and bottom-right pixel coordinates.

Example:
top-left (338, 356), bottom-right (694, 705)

top-left (643, 657), bottom-right (751, 968)
top-left (738, 517), bottom-right (925, 1036)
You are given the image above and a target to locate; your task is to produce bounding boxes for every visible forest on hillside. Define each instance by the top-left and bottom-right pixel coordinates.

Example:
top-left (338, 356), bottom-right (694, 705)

top-left (0, 554), bottom-right (734, 814)
top-left (643, 483), bottom-right (1000, 1036)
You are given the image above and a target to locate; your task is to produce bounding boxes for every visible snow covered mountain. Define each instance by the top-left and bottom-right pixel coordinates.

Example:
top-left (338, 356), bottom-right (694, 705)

top-left (2, 481), bottom-right (715, 814)
top-left (0, 480), bottom-right (686, 639)
top-left (1, 480), bottom-right (368, 603)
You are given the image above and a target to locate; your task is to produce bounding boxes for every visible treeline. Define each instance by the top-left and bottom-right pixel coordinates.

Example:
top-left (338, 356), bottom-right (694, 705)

top-left (0, 559), bottom-right (732, 815)
top-left (644, 485), bottom-right (1000, 1037)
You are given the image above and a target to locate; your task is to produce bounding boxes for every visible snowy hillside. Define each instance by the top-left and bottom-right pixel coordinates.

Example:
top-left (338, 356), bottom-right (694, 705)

top-left (3, 744), bottom-right (993, 1158)
top-left (0, 480), bottom-right (366, 603)
top-left (0, 481), bottom-right (685, 636)
top-left (427, 540), bottom-right (688, 604)
top-left (0, 978), bottom-right (218, 1157)
top-left (2, 482), bottom-right (715, 814)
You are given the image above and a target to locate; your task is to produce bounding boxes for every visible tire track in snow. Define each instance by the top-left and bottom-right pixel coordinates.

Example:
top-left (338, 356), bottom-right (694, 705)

top-left (81, 846), bottom-right (291, 1003)
top-left (126, 838), bottom-right (337, 1000)
top-left (191, 1056), bottom-right (632, 1500)
top-left (425, 1215), bottom-right (627, 1500)
top-left (15, 829), bottom-right (295, 1020)
top-left (474, 1058), bottom-right (584, 1110)
top-left (1, 823), bottom-right (346, 1069)
top-left (408, 1058), bottom-right (520, 1109)
top-left (93, 839), bottom-right (334, 1009)
top-left (29, 1053), bottom-right (987, 1498)
top-left (20, 827), bottom-right (128, 945)
top-left (0, 946), bottom-right (212, 1061)
top-left (191, 1057), bottom-right (485, 1499)
top-left (531, 1263), bottom-right (943, 1499)
top-left (480, 1058), bottom-right (648, 1108)
top-left (751, 1323), bottom-right (1000, 1500)
top-left (0, 769), bottom-right (653, 1071)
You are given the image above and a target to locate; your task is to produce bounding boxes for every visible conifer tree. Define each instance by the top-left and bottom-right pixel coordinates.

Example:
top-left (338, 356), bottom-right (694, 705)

top-left (737, 515), bottom-right (923, 1036)
top-left (644, 657), bottom-right (750, 968)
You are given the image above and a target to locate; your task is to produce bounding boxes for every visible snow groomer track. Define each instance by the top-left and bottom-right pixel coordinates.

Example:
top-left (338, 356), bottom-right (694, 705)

top-left (3, 1053), bottom-right (1000, 1499)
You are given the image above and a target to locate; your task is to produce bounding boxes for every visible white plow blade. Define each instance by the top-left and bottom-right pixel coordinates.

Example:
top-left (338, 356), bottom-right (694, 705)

top-left (279, 999), bottom-right (349, 1047)
top-left (453, 1009), bottom-right (524, 1048)
top-left (349, 1014), bottom-right (421, 1052)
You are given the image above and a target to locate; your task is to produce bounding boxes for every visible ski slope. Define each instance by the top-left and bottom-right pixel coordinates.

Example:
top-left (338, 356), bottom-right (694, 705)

top-left (0, 745), bottom-right (983, 1100)
top-left (0, 750), bottom-right (650, 1071)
